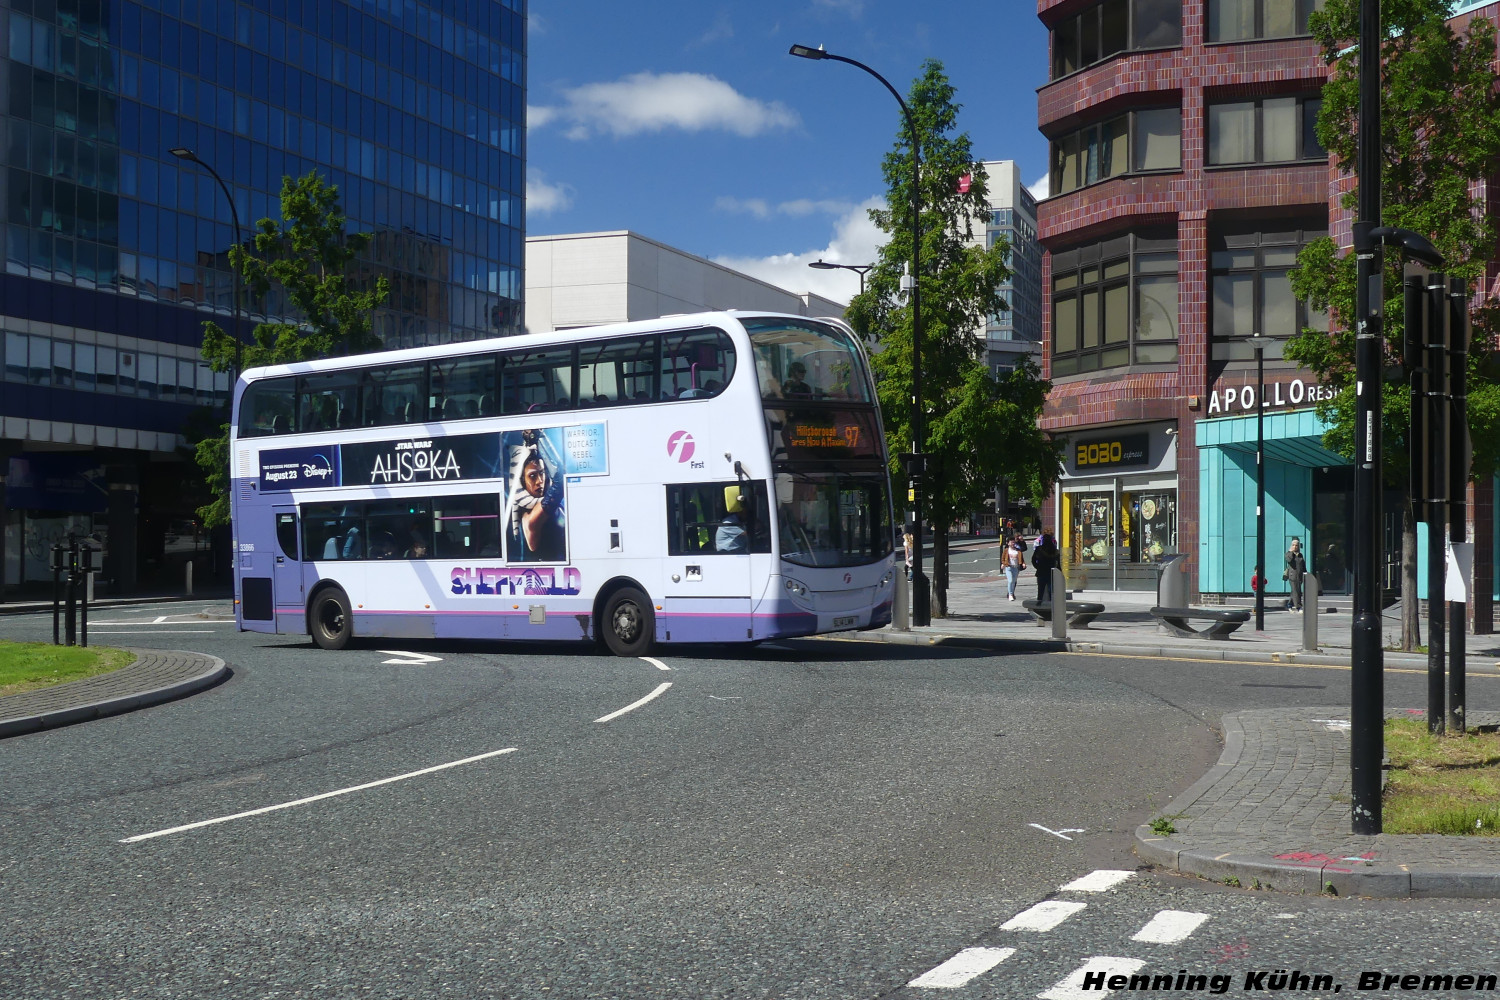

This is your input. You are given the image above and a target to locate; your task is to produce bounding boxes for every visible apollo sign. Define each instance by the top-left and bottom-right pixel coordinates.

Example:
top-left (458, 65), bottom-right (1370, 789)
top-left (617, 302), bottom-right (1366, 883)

top-left (1207, 378), bottom-right (1336, 415)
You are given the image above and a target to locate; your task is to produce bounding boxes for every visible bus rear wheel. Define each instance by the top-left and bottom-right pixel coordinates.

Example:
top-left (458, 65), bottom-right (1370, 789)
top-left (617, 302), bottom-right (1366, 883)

top-left (310, 587), bottom-right (353, 650)
top-left (601, 587), bottom-right (654, 657)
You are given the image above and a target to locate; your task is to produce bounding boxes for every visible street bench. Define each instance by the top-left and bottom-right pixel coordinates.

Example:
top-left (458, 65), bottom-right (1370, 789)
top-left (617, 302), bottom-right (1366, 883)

top-left (1150, 606), bottom-right (1251, 640)
top-left (1022, 599), bottom-right (1106, 629)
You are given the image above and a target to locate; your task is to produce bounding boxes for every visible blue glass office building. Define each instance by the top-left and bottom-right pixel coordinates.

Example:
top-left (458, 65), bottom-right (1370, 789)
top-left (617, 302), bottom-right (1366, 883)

top-left (1, 0), bottom-right (526, 595)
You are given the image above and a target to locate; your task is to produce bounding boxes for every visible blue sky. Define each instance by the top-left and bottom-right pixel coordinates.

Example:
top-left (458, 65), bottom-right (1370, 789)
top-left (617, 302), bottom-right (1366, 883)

top-left (524, 1), bottom-right (1051, 304)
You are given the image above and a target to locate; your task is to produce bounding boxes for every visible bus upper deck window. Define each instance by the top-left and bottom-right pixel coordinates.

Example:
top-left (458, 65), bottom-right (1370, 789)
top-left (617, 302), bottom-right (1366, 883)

top-left (239, 377), bottom-right (295, 436)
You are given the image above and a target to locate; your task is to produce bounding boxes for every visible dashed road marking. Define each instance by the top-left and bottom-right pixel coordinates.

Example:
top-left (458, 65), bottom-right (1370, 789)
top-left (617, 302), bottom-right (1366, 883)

top-left (1131, 909), bottom-right (1210, 944)
top-left (1041, 956), bottom-right (1147, 999)
top-left (1001, 900), bottom-right (1087, 933)
top-left (595, 681), bottom-right (673, 723)
top-left (907, 947), bottom-right (1016, 989)
top-left (1060, 869), bottom-right (1136, 892)
top-left (641, 656), bottom-right (671, 671)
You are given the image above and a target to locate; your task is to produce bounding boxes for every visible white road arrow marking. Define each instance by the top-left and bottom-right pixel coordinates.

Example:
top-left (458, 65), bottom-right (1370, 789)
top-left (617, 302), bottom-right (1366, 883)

top-left (1030, 823), bottom-right (1085, 840)
top-left (378, 650), bottom-right (444, 665)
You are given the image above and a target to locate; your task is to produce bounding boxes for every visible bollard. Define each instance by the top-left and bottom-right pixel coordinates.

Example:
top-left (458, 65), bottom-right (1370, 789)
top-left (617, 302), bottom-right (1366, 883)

top-left (893, 564), bottom-right (910, 631)
top-left (79, 544), bottom-right (92, 648)
top-left (51, 543), bottom-right (64, 645)
top-left (1301, 574), bottom-right (1320, 652)
top-left (185, 559), bottom-right (194, 597)
top-left (1051, 567), bottom-right (1067, 640)
top-left (63, 540), bottom-right (78, 647)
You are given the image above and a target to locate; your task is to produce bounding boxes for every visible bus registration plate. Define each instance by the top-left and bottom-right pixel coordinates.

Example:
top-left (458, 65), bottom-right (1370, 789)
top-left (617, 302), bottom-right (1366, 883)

top-left (832, 615), bottom-right (857, 629)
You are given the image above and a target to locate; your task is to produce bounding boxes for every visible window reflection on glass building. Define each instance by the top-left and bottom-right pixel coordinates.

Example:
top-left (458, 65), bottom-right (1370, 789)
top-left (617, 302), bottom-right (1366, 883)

top-left (0, 0), bottom-right (527, 596)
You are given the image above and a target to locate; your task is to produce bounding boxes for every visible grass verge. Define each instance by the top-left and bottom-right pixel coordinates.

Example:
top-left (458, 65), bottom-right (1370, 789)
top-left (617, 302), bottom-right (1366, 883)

top-left (0, 640), bottom-right (136, 697)
top-left (1383, 717), bottom-right (1500, 835)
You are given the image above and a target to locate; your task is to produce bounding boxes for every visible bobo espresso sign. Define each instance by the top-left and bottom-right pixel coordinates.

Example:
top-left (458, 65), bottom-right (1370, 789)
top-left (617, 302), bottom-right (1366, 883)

top-left (1072, 433), bottom-right (1150, 472)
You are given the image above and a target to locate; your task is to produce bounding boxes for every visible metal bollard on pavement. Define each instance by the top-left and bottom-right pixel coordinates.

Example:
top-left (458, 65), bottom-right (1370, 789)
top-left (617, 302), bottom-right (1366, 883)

top-left (1051, 567), bottom-right (1067, 640)
top-left (1301, 573), bottom-right (1320, 651)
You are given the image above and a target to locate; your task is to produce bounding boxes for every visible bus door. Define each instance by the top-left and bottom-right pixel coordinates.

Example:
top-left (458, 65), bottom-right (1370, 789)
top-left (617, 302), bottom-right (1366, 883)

top-left (272, 505), bottom-right (303, 626)
top-left (667, 483), bottom-right (760, 641)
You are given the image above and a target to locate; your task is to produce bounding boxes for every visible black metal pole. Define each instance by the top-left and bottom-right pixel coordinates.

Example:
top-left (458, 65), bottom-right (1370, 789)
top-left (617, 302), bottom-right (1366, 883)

top-left (64, 536), bottom-right (78, 647)
top-left (51, 544), bottom-right (62, 646)
top-left (79, 544), bottom-right (90, 648)
top-left (1448, 276), bottom-right (1469, 733)
top-left (1255, 343), bottom-right (1266, 630)
top-left (1349, 0), bottom-right (1385, 835)
top-left (1426, 273), bottom-right (1449, 734)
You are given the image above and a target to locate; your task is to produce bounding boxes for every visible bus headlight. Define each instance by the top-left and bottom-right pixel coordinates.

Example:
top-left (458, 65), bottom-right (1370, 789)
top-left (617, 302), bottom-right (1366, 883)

top-left (784, 577), bottom-right (808, 597)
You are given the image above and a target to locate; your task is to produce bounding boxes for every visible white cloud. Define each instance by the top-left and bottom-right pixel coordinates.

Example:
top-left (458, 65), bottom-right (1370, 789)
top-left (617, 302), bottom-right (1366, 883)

top-left (689, 10), bottom-right (735, 48)
top-left (714, 196), bottom-right (857, 221)
top-left (529, 72), bottom-right (800, 140)
top-left (1027, 172), bottom-right (1050, 200)
top-left (526, 170), bottom-right (573, 215)
top-left (712, 196), bottom-right (886, 304)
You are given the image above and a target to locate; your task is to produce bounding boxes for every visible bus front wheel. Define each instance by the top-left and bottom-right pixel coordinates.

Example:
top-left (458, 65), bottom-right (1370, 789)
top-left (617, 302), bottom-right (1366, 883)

top-left (310, 587), bottom-right (353, 650)
top-left (601, 587), bottom-right (654, 657)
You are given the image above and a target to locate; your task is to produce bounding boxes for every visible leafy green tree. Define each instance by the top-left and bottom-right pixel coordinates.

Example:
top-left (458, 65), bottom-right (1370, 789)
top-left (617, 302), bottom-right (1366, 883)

top-left (194, 171), bottom-right (391, 527)
top-left (1288, 0), bottom-right (1500, 648)
top-left (846, 60), bottom-right (1060, 616)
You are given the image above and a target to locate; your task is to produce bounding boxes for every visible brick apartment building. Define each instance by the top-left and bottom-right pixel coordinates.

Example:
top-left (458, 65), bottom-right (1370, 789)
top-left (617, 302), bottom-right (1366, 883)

top-left (1034, 0), bottom-right (1497, 620)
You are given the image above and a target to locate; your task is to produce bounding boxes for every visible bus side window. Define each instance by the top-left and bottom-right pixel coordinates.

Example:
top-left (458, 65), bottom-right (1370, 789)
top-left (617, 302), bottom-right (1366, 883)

top-left (239, 376), bottom-right (295, 437)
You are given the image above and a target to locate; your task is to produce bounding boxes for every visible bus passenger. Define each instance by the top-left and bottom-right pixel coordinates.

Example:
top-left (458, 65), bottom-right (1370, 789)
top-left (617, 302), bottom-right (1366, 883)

top-left (716, 487), bottom-right (749, 553)
top-left (782, 361), bottom-right (812, 397)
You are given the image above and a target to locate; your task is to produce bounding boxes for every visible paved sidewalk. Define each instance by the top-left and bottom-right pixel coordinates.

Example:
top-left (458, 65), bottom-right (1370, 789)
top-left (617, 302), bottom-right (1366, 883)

top-left (843, 561), bottom-right (1500, 897)
top-left (0, 647), bottom-right (229, 737)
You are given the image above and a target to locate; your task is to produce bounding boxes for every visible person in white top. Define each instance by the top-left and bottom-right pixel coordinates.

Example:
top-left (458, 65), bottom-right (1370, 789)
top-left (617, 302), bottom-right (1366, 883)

top-left (1003, 534), bottom-right (1026, 602)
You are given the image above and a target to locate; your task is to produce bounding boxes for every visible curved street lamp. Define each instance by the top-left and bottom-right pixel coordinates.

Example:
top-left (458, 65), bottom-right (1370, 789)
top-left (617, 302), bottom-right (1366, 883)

top-left (170, 147), bottom-right (244, 385)
top-left (790, 43), bottom-right (930, 625)
top-left (808, 258), bottom-right (874, 297)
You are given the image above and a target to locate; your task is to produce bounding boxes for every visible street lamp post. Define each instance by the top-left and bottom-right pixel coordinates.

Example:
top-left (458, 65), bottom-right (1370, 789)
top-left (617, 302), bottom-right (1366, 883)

top-left (170, 148), bottom-right (244, 382)
top-left (808, 259), bottom-right (874, 297)
top-left (1248, 334), bottom-right (1274, 631)
top-left (790, 43), bottom-right (930, 625)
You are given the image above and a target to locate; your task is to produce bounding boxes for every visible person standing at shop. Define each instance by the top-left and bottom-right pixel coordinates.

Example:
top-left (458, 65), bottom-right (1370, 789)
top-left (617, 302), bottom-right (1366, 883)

top-left (1032, 532), bottom-right (1059, 604)
top-left (1284, 537), bottom-right (1307, 612)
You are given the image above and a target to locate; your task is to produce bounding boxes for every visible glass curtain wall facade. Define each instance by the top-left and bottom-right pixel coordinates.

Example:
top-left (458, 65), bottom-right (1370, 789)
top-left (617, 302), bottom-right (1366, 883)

top-left (0, 0), bottom-right (526, 596)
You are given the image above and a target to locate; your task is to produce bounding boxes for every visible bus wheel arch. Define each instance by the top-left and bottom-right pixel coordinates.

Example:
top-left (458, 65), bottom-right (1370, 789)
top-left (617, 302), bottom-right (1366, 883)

top-left (308, 581), bottom-right (354, 651)
top-left (593, 577), bottom-right (656, 657)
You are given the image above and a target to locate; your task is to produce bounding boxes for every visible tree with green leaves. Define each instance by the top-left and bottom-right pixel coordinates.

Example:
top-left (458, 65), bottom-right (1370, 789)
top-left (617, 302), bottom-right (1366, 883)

top-left (1288, 0), bottom-right (1500, 648)
top-left (193, 171), bottom-right (391, 527)
top-left (846, 60), bottom-right (1059, 617)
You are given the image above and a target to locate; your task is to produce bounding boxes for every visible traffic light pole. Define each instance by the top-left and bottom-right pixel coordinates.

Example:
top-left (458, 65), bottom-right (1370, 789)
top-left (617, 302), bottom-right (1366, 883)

top-left (1448, 277), bottom-right (1469, 733)
top-left (1349, 0), bottom-right (1384, 835)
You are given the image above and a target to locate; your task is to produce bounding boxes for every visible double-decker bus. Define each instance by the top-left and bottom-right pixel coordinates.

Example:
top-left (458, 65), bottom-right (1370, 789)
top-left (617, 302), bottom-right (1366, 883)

top-left (229, 311), bottom-right (896, 655)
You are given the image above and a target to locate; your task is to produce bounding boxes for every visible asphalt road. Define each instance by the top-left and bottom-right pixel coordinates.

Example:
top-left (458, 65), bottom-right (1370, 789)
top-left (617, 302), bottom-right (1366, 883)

top-left (3, 604), bottom-right (1499, 998)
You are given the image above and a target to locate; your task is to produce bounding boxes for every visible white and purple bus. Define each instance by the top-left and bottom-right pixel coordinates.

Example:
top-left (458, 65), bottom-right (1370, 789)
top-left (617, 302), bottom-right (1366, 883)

top-left (229, 311), bottom-right (896, 655)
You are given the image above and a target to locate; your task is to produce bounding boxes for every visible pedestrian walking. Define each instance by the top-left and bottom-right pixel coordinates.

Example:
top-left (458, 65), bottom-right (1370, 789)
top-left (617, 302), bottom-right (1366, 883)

top-left (1003, 533), bottom-right (1026, 602)
top-left (1032, 532), bottom-right (1059, 604)
top-left (1284, 537), bottom-right (1307, 611)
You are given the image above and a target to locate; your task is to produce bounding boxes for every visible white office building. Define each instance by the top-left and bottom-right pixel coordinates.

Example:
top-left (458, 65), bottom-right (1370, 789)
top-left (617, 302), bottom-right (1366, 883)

top-left (525, 231), bottom-right (845, 333)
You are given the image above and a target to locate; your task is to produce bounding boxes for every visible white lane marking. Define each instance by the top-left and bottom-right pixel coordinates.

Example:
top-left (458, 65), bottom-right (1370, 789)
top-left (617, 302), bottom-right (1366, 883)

top-left (641, 656), bottom-right (671, 671)
top-left (595, 682), bottom-right (672, 723)
top-left (91, 630), bottom-right (215, 634)
top-left (377, 650), bottom-right (443, 665)
top-left (1000, 900), bottom-right (1087, 932)
top-left (120, 748), bottom-right (518, 843)
top-left (1060, 869), bottom-right (1136, 892)
top-left (1041, 957), bottom-right (1148, 999)
top-left (1030, 822), bottom-right (1085, 840)
top-left (1132, 909), bottom-right (1210, 944)
top-left (907, 947), bottom-right (1016, 989)
top-left (153, 615), bottom-right (170, 623)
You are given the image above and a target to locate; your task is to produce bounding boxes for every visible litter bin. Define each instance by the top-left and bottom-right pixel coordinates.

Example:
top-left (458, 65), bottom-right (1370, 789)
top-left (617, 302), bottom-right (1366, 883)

top-left (1157, 553), bottom-right (1190, 609)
